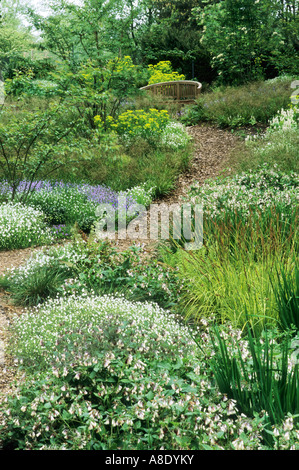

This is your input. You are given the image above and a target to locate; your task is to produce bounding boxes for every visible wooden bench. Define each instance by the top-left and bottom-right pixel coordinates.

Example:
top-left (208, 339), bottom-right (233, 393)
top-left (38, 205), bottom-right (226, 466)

top-left (140, 80), bottom-right (202, 104)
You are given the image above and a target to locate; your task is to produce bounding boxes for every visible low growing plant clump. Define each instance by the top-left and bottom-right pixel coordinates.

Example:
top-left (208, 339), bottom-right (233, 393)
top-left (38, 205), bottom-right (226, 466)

top-left (0, 202), bottom-right (54, 251)
top-left (239, 105), bottom-right (299, 173)
top-left (1, 239), bottom-right (184, 309)
top-left (2, 295), bottom-right (298, 450)
top-left (187, 165), bottom-right (298, 223)
top-left (0, 179), bottom-right (155, 234)
top-left (160, 122), bottom-right (192, 150)
top-left (147, 61), bottom-right (185, 85)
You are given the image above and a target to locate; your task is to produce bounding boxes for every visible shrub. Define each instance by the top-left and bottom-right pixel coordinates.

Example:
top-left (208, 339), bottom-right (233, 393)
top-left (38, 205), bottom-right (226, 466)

top-left (100, 108), bottom-right (170, 147)
top-left (147, 61), bottom-right (185, 85)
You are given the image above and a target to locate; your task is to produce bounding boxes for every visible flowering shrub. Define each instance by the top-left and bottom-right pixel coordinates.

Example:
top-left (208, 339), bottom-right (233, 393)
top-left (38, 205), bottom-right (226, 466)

top-left (98, 108), bottom-right (170, 147)
top-left (147, 61), bottom-right (185, 85)
top-left (4, 242), bottom-right (87, 285)
top-left (0, 202), bottom-right (54, 250)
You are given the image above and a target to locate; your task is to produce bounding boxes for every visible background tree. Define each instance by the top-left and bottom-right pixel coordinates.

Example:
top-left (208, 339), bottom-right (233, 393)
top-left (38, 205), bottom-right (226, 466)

top-left (123, 0), bottom-right (217, 82)
top-left (0, 0), bottom-right (35, 79)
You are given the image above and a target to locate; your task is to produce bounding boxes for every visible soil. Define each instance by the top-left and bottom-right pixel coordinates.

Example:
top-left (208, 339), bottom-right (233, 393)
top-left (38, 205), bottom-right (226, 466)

top-left (0, 123), bottom-right (242, 397)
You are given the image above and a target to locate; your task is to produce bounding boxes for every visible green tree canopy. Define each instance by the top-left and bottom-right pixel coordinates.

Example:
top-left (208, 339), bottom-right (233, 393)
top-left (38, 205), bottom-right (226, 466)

top-left (193, 0), bottom-right (299, 84)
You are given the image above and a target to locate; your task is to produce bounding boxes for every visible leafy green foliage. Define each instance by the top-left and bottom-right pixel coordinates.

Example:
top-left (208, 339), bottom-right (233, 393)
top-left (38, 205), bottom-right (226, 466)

top-left (0, 100), bottom-right (91, 202)
top-left (193, 0), bottom-right (299, 84)
top-left (210, 322), bottom-right (299, 446)
top-left (1, 239), bottom-right (184, 309)
top-left (181, 77), bottom-right (294, 127)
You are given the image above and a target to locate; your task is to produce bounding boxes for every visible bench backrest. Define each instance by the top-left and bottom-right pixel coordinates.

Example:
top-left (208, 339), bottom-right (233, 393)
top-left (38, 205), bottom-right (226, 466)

top-left (140, 80), bottom-right (202, 102)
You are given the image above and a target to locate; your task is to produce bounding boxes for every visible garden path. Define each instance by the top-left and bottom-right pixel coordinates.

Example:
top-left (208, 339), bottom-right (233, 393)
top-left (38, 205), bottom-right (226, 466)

top-left (111, 123), bottom-right (240, 254)
top-left (0, 123), bottom-right (242, 396)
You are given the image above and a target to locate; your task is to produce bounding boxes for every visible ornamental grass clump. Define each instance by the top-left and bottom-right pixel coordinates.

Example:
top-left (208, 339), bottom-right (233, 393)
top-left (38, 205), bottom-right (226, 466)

top-left (227, 104), bottom-right (299, 174)
top-left (180, 77), bottom-right (294, 127)
top-left (0, 202), bottom-right (54, 251)
top-left (8, 293), bottom-right (197, 370)
top-left (165, 165), bottom-right (298, 333)
top-left (0, 241), bottom-right (87, 305)
top-left (209, 322), bottom-right (299, 446)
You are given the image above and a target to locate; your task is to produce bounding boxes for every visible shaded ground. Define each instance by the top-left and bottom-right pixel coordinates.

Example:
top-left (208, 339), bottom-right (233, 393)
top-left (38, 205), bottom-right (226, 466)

top-left (0, 123), bottom-right (242, 395)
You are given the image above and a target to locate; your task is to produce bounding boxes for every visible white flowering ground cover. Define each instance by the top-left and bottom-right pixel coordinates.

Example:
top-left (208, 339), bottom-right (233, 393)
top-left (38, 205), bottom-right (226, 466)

top-left (3, 293), bottom-right (298, 450)
top-left (0, 181), bottom-right (156, 250)
top-left (160, 122), bottom-right (191, 150)
top-left (0, 202), bottom-right (54, 251)
top-left (187, 165), bottom-right (298, 220)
